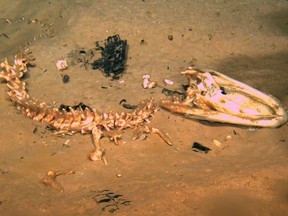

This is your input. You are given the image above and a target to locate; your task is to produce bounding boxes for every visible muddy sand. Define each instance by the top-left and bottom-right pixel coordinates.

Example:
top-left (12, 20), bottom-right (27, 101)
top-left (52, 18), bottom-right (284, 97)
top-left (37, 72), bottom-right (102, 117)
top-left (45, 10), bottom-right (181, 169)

top-left (0, 0), bottom-right (288, 215)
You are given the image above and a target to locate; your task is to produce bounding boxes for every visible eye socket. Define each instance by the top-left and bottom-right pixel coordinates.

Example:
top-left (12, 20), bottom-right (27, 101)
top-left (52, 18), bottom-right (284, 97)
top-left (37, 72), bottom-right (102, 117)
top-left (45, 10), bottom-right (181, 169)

top-left (220, 86), bottom-right (226, 95)
top-left (196, 77), bottom-right (201, 84)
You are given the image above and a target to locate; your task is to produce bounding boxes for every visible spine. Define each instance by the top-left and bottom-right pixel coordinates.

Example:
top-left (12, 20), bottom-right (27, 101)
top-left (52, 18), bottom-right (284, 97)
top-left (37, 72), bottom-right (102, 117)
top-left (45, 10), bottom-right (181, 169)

top-left (0, 57), bottom-right (99, 132)
top-left (1, 56), bottom-right (157, 133)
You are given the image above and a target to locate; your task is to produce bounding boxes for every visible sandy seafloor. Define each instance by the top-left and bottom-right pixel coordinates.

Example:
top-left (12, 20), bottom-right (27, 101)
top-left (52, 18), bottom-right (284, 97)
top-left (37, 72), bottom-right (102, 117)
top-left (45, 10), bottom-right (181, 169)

top-left (0, 0), bottom-right (288, 215)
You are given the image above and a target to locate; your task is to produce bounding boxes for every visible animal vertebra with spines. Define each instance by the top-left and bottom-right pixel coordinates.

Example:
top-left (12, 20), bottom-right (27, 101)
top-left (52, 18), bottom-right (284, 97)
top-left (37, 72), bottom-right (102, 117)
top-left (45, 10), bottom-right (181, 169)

top-left (0, 54), bottom-right (172, 165)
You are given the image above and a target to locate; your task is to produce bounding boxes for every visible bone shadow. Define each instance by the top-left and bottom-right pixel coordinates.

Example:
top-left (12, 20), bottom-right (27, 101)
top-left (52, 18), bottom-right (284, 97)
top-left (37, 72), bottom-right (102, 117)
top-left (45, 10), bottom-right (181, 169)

top-left (214, 51), bottom-right (288, 100)
top-left (258, 8), bottom-right (288, 35)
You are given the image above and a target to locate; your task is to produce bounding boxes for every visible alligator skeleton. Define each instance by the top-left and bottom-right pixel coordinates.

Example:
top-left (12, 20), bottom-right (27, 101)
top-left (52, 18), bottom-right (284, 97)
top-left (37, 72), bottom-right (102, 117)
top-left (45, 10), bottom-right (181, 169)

top-left (1, 55), bottom-right (287, 165)
top-left (0, 55), bottom-right (172, 165)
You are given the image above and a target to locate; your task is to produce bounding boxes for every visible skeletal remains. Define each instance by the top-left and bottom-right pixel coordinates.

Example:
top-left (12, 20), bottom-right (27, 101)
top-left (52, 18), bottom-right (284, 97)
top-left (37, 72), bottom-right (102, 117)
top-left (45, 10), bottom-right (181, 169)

top-left (0, 54), bottom-right (171, 165)
top-left (0, 55), bottom-right (287, 164)
top-left (161, 68), bottom-right (287, 128)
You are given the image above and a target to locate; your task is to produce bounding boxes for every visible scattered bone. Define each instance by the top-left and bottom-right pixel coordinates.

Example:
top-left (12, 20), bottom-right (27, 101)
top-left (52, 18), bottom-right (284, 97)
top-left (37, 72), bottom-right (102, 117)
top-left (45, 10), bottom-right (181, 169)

top-left (142, 74), bottom-right (150, 88)
top-left (41, 170), bottom-right (75, 192)
top-left (5, 19), bottom-right (12, 24)
top-left (143, 74), bottom-right (150, 79)
top-left (225, 135), bottom-right (232, 140)
top-left (213, 139), bottom-right (222, 147)
top-left (142, 74), bottom-right (157, 89)
top-left (144, 126), bottom-right (172, 146)
top-left (63, 139), bottom-right (70, 148)
top-left (28, 19), bottom-right (38, 24)
top-left (164, 79), bottom-right (174, 85)
top-left (151, 127), bottom-right (172, 146)
top-left (56, 59), bottom-right (68, 70)
top-left (148, 81), bottom-right (157, 89)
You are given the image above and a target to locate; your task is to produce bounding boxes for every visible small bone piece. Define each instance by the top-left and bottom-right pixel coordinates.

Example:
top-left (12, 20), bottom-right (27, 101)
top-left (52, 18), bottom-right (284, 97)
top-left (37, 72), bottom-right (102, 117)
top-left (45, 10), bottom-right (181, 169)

top-left (148, 81), bottom-right (157, 89)
top-left (139, 125), bottom-right (173, 146)
top-left (63, 139), bottom-right (70, 147)
top-left (142, 74), bottom-right (157, 89)
top-left (213, 139), bottom-right (222, 147)
top-left (143, 74), bottom-right (150, 89)
top-left (150, 126), bottom-right (172, 146)
top-left (143, 74), bottom-right (150, 79)
top-left (225, 135), bottom-right (232, 140)
top-left (41, 170), bottom-right (75, 192)
top-left (102, 130), bottom-right (122, 145)
top-left (56, 59), bottom-right (68, 70)
top-left (164, 79), bottom-right (174, 85)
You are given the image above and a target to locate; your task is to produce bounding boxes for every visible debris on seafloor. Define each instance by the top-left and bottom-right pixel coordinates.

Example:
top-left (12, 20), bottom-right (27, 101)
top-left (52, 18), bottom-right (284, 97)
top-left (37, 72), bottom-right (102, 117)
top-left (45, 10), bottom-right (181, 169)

top-left (168, 35), bottom-right (174, 41)
top-left (119, 99), bottom-right (137, 110)
top-left (41, 170), bottom-right (75, 192)
top-left (88, 189), bottom-right (131, 213)
top-left (142, 74), bottom-right (157, 89)
top-left (56, 59), bottom-right (68, 70)
top-left (67, 35), bottom-right (127, 79)
top-left (192, 142), bottom-right (211, 153)
top-left (161, 88), bottom-right (184, 97)
top-left (61, 74), bottom-right (70, 83)
top-left (92, 35), bottom-right (128, 79)
top-left (68, 48), bottom-right (94, 70)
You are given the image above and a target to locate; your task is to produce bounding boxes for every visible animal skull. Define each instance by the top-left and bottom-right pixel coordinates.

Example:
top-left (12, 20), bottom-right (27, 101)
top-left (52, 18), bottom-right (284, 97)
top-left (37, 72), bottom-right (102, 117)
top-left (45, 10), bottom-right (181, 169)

top-left (160, 68), bottom-right (287, 128)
